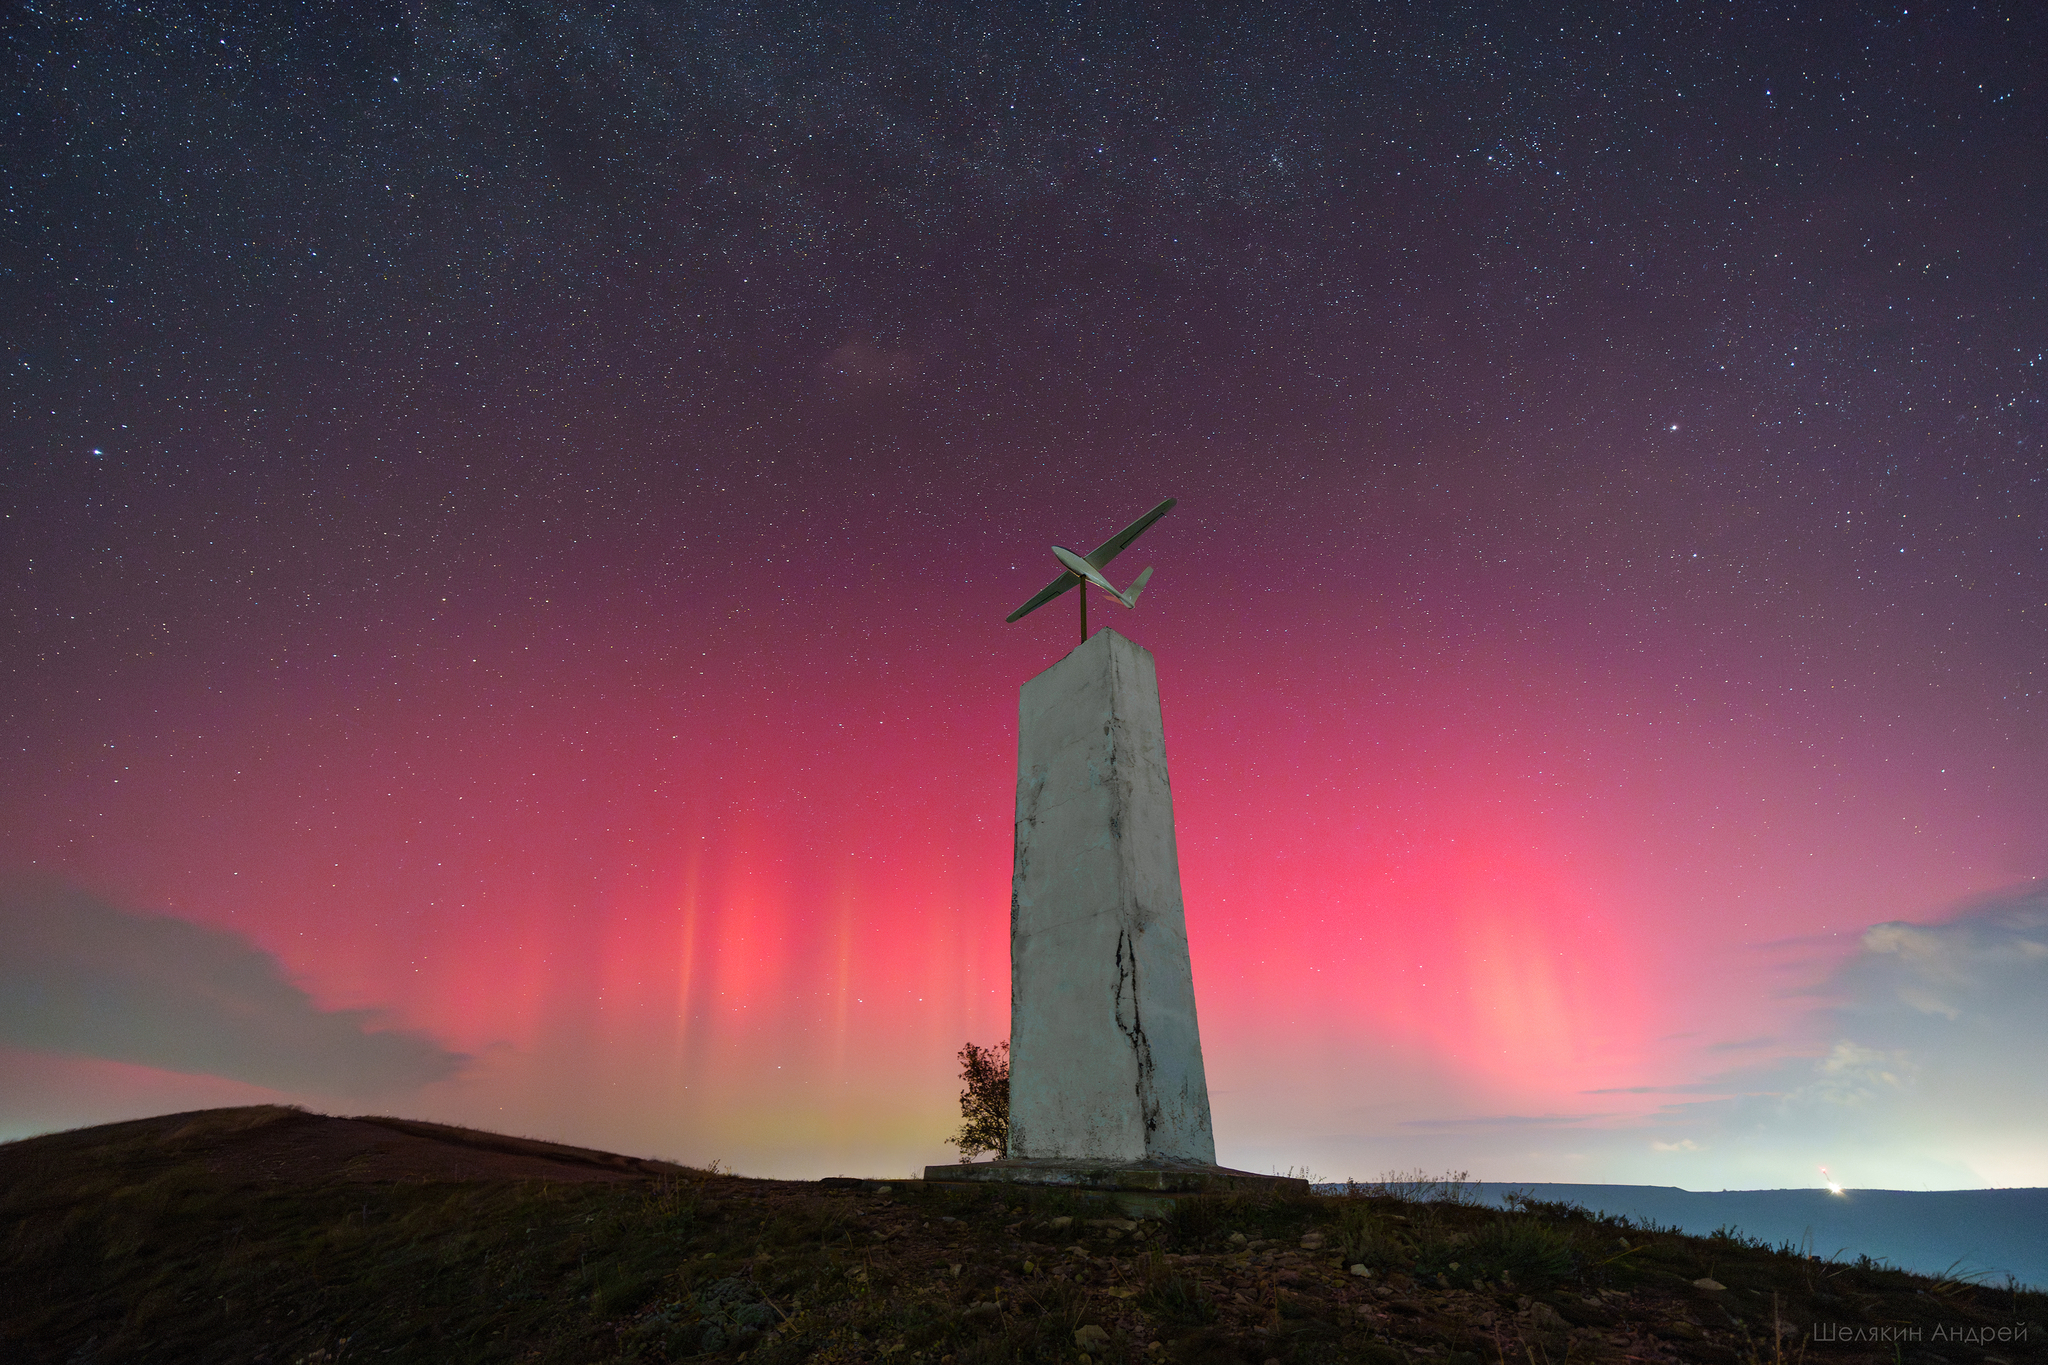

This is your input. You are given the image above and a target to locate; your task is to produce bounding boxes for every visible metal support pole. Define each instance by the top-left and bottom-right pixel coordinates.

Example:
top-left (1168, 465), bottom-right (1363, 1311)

top-left (1080, 581), bottom-right (1088, 642)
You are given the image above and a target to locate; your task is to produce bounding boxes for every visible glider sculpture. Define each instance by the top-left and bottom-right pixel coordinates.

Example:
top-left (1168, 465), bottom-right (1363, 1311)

top-left (1006, 498), bottom-right (1175, 641)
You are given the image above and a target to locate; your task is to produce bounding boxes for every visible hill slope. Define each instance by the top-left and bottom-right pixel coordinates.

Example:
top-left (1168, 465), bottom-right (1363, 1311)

top-left (3, 1107), bottom-right (2041, 1365)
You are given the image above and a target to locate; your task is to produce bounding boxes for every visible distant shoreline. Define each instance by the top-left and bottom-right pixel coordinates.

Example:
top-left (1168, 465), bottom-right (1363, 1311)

top-left (1310, 1181), bottom-right (2047, 1290)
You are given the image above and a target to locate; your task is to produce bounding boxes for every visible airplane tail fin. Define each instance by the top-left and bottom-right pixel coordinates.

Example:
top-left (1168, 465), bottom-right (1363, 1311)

top-left (1120, 565), bottom-right (1153, 607)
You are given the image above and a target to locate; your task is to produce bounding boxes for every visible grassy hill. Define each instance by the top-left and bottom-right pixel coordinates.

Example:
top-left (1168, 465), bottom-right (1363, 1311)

top-left (2, 1106), bottom-right (2040, 1365)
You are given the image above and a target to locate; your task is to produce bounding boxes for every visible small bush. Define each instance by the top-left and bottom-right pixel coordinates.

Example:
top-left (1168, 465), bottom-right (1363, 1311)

top-left (1166, 1192), bottom-right (1227, 1244)
top-left (1364, 1168), bottom-right (1478, 1204)
top-left (1331, 1199), bottom-right (1403, 1270)
top-left (1014, 1276), bottom-right (1089, 1331)
top-left (1459, 1216), bottom-right (1577, 1287)
top-left (946, 1041), bottom-right (1010, 1159)
top-left (1138, 1247), bottom-right (1217, 1325)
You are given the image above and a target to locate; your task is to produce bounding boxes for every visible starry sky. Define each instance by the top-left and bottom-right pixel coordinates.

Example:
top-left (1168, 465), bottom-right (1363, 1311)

top-left (4, 1), bottom-right (2045, 1188)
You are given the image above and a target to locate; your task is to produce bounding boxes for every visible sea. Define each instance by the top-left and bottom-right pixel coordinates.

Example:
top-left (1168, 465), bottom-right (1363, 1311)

top-left (1311, 1182), bottom-right (2047, 1291)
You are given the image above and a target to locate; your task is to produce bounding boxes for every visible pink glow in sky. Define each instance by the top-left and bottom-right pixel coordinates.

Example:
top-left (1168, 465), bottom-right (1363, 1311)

top-left (6, 464), bottom-right (2043, 1186)
top-left (7, 2), bottom-right (2046, 1190)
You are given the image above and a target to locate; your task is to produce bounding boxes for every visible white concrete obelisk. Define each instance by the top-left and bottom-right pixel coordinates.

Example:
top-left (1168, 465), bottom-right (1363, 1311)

top-left (1007, 627), bottom-right (1216, 1163)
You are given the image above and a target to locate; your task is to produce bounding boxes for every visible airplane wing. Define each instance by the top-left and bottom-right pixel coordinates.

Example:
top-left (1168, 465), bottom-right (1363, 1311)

top-left (1052, 545), bottom-right (1134, 607)
top-left (1006, 497), bottom-right (1176, 624)
top-left (1005, 569), bottom-right (1080, 623)
top-left (1084, 497), bottom-right (1176, 570)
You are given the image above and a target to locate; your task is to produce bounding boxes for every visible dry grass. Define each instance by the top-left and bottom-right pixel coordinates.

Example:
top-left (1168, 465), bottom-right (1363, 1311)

top-left (2, 1110), bottom-right (2042, 1365)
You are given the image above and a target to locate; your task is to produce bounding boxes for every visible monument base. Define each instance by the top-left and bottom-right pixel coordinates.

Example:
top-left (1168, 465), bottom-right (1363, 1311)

top-left (921, 1159), bottom-right (1311, 1217)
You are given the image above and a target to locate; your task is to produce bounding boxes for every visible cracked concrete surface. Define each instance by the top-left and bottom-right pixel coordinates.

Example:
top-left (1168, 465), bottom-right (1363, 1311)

top-left (1008, 629), bottom-right (1216, 1164)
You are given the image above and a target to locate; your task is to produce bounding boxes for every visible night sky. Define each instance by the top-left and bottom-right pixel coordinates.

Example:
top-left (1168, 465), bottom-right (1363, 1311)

top-left (5, 2), bottom-right (2045, 1187)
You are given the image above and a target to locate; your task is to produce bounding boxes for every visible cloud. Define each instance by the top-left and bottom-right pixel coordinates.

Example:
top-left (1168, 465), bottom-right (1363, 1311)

top-left (1399, 1112), bottom-right (1619, 1129)
top-left (1802, 1041), bottom-right (1915, 1106)
top-left (0, 878), bottom-right (467, 1096)
top-left (1650, 1138), bottom-right (1701, 1152)
top-left (1793, 885), bottom-right (2047, 1122)
top-left (1842, 892), bottom-right (2048, 1033)
top-left (1631, 882), bottom-right (2048, 1185)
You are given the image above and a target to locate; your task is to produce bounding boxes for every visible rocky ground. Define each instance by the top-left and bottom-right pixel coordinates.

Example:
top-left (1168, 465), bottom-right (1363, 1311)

top-left (642, 1175), bottom-right (2043, 1365)
top-left (2, 1107), bottom-right (2040, 1365)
